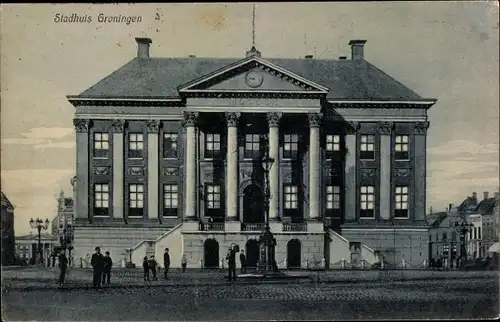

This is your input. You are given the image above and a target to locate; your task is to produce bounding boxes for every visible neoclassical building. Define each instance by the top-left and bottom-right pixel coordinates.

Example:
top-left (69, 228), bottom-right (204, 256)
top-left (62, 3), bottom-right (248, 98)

top-left (67, 38), bottom-right (436, 269)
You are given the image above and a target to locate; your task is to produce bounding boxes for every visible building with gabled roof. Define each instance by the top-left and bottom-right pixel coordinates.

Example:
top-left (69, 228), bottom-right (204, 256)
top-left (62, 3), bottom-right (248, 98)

top-left (67, 37), bottom-right (436, 269)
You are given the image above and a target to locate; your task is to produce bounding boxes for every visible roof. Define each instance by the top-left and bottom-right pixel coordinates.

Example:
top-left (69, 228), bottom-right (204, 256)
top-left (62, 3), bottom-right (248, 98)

top-left (427, 212), bottom-right (448, 228)
top-left (16, 233), bottom-right (57, 241)
top-left (78, 57), bottom-right (425, 100)
top-left (1, 191), bottom-right (14, 210)
top-left (476, 198), bottom-right (497, 215)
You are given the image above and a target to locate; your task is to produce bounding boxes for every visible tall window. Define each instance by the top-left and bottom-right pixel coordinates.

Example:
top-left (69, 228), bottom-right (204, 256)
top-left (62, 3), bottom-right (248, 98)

top-left (478, 227), bottom-right (481, 239)
top-left (205, 133), bottom-right (221, 158)
top-left (244, 134), bottom-right (260, 159)
top-left (395, 186), bottom-right (409, 218)
top-left (395, 135), bottom-right (409, 160)
top-left (93, 184), bottom-right (109, 217)
top-left (360, 186), bottom-right (375, 218)
top-left (93, 133), bottom-right (109, 158)
top-left (128, 184), bottom-right (144, 217)
top-left (326, 134), bottom-right (341, 157)
top-left (326, 185), bottom-right (341, 217)
top-left (360, 135), bottom-right (375, 160)
top-left (283, 134), bottom-right (299, 159)
top-left (205, 185), bottom-right (221, 210)
top-left (284, 185), bottom-right (299, 210)
top-left (163, 184), bottom-right (178, 217)
top-left (128, 133), bottom-right (144, 159)
top-left (163, 133), bottom-right (178, 158)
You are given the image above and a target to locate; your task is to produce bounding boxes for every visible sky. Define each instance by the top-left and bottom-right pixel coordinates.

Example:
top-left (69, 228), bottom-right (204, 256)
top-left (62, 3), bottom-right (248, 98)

top-left (1, 2), bottom-right (499, 236)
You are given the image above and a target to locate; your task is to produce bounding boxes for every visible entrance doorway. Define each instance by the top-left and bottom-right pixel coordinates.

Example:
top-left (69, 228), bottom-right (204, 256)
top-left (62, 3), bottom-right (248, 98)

top-left (246, 239), bottom-right (260, 268)
top-left (204, 238), bottom-right (219, 268)
top-left (243, 184), bottom-right (265, 223)
top-left (287, 239), bottom-right (301, 269)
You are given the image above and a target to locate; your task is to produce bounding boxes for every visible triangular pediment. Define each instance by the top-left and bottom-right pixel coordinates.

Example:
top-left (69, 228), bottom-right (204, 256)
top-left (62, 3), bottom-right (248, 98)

top-left (178, 56), bottom-right (329, 95)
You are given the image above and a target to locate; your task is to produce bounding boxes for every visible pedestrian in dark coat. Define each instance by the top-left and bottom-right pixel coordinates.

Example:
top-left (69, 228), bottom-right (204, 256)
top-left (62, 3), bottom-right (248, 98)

top-left (226, 248), bottom-right (237, 281)
top-left (148, 255), bottom-right (158, 281)
top-left (102, 251), bottom-right (113, 285)
top-left (239, 251), bottom-right (247, 274)
top-left (58, 252), bottom-right (68, 287)
top-left (143, 256), bottom-right (150, 281)
top-left (163, 248), bottom-right (170, 279)
top-left (91, 247), bottom-right (104, 288)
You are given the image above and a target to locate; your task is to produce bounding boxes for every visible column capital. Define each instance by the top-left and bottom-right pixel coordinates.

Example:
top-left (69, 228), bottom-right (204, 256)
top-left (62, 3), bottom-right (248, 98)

top-left (414, 121), bottom-right (430, 135)
top-left (73, 119), bottom-right (91, 133)
top-left (225, 112), bottom-right (241, 127)
top-left (308, 112), bottom-right (322, 128)
top-left (182, 111), bottom-right (199, 128)
top-left (378, 121), bottom-right (394, 135)
top-left (344, 121), bottom-right (360, 135)
top-left (146, 120), bottom-right (161, 133)
top-left (111, 119), bottom-right (126, 133)
top-left (267, 112), bottom-right (282, 127)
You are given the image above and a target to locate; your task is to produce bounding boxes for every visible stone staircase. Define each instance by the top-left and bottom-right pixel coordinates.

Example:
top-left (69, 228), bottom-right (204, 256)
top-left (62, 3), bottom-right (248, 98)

top-left (327, 228), bottom-right (379, 267)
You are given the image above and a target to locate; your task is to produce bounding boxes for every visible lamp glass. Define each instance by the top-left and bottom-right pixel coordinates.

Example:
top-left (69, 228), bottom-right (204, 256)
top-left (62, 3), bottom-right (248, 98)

top-left (262, 156), bottom-right (275, 173)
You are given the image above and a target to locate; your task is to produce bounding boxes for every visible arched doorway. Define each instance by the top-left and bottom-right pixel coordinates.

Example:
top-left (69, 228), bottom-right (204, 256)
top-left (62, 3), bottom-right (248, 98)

top-left (243, 184), bottom-right (264, 223)
top-left (246, 239), bottom-right (260, 268)
top-left (204, 238), bottom-right (219, 268)
top-left (287, 239), bottom-right (301, 269)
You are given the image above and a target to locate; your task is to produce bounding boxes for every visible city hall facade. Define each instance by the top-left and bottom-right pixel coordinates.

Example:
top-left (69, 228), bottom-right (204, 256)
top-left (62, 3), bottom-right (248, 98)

top-left (68, 38), bottom-right (436, 269)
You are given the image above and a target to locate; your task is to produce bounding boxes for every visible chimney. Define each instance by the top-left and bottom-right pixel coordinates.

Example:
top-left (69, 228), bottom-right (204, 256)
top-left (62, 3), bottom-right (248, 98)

top-left (484, 191), bottom-right (489, 200)
top-left (449, 203), bottom-right (453, 211)
top-left (135, 37), bottom-right (152, 58)
top-left (472, 191), bottom-right (478, 199)
top-left (339, 56), bottom-right (347, 60)
top-left (348, 39), bottom-right (367, 60)
top-left (304, 55), bottom-right (313, 59)
top-left (189, 55), bottom-right (196, 58)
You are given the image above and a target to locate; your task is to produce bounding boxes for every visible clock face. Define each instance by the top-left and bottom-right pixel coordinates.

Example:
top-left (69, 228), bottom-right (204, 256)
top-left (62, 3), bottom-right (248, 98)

top-left (245, 71), bottom-right (264, 88)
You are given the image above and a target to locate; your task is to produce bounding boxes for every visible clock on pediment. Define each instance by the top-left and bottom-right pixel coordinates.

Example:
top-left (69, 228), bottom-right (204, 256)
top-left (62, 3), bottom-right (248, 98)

top-left (245, 71), bottom-right (264, 88)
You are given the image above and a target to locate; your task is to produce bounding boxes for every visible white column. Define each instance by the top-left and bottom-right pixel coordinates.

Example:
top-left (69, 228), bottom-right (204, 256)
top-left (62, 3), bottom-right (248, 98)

top-left (308, 113), bottom-right (321, 220)
top-left (344, 122), bottom-right (359, 223)
top-left (111, 120), bottom-right (125, 219)
top-left (225, 112), bottom-right (240, 221)
top-left (147, 120), bottom-right (160, 220)
top-left (267, 112), bottom-right (282, 221)
top-left (379, 122), bottom-right (393, 220)
top-left (183, 112), bottom-right (198, 221)
top-left (73, 119), bottom-right (90, 221)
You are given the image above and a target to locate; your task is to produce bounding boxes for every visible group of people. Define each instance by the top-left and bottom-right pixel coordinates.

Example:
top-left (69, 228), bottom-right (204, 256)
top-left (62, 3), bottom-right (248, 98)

top-left (90, 247), bottom-right (113, 288)
top-left (142, 248), bottom-right (189, 281)
top-left (226, 247), bottom-right (248, 281)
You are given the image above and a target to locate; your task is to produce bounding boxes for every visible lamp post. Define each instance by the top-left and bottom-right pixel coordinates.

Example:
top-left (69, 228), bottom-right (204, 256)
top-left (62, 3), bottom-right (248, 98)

top-left (257, 146), bottom-right (276, 273)
top-left (29, 218), bottom-right (50, 265)
top-left (455, 219), bottom-right (473, 265)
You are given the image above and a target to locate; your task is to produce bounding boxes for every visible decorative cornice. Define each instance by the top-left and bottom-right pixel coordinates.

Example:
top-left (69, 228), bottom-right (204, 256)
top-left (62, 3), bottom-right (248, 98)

top-left (414, 122), bottom-right (430, 135)
top-left (146, 120), bottom-right (161, 133)
top-left (308, 113), bottom-right (322, 128)
top-left (73, 119), bottom-right (91, 133)
top-left (225, 112), bottom-right (241, 127)
top-left (111, 119), bottom-right (126, 133)
top-left (67, 97), bottom-right (183, 108)
top-left (378, 121), bottom-right (394, 135)
top-left (183, 91), bottom-right (324, 100)
top-left (267, 112), bottom-right (282, 128)
top-left (93, 166), bottom-right (110, 176)
top-left (345, 121), bottom-right (360, 135)
top-left (182, 111), bottom-right (199, 128)
top-left (163, 167), bottom-right (179, 176)
top-left (394, 168), bottom-right (412, 179)
top-left (128, 167), bottom-right (145, 176)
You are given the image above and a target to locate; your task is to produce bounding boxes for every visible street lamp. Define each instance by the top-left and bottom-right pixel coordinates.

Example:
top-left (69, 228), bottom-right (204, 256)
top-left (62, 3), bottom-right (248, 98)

top-left (29, 218), bottom-right (50, 265)
top-left (257, 148), bottom-right (276, 273)
top-left (455, 219), bottom-right (474, 264)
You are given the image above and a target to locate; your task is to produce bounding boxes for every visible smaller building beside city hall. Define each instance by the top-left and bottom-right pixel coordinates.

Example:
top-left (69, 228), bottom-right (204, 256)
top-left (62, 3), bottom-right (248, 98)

top-left (67, 37), bottom-right (436, 269)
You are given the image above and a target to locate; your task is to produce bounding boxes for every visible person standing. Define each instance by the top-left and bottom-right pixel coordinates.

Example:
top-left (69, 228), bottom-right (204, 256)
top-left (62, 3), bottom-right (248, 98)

top-left (148, 255), bottom-right (158, 281)
top-left (143, 256), bottom-right (150, 281)
top-left (90, 247), bottom-right (104, 288)
top-left (226, 247), bottom-right (236, 281)
top-left (102, 251), bottom-right (113, 285)
top-left (58, 251), bottom-right (68, 287)
top-left (239, 250), bottom-right (247, 274)
top-left (163, 248), bottom-right (170, 279)
top-left (181, 254), bottom-right (187, 273)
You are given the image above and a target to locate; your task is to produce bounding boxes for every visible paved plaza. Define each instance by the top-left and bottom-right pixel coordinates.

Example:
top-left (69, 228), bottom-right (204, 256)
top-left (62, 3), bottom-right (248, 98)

top-left (2, 268), bottom-right (498, 320)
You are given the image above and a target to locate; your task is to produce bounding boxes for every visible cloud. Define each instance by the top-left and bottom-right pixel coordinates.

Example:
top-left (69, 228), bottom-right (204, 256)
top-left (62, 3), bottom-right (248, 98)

top-left (1, 168), bottom-right (74, 192)
top-left (1, 138), bottom-right (46, 145)
top-left (33, 141), bottom-right (76, 150)
top-left (428, 139), bottom-right (498, 156)
top-left (22, 127), bottom-right (74, 140)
